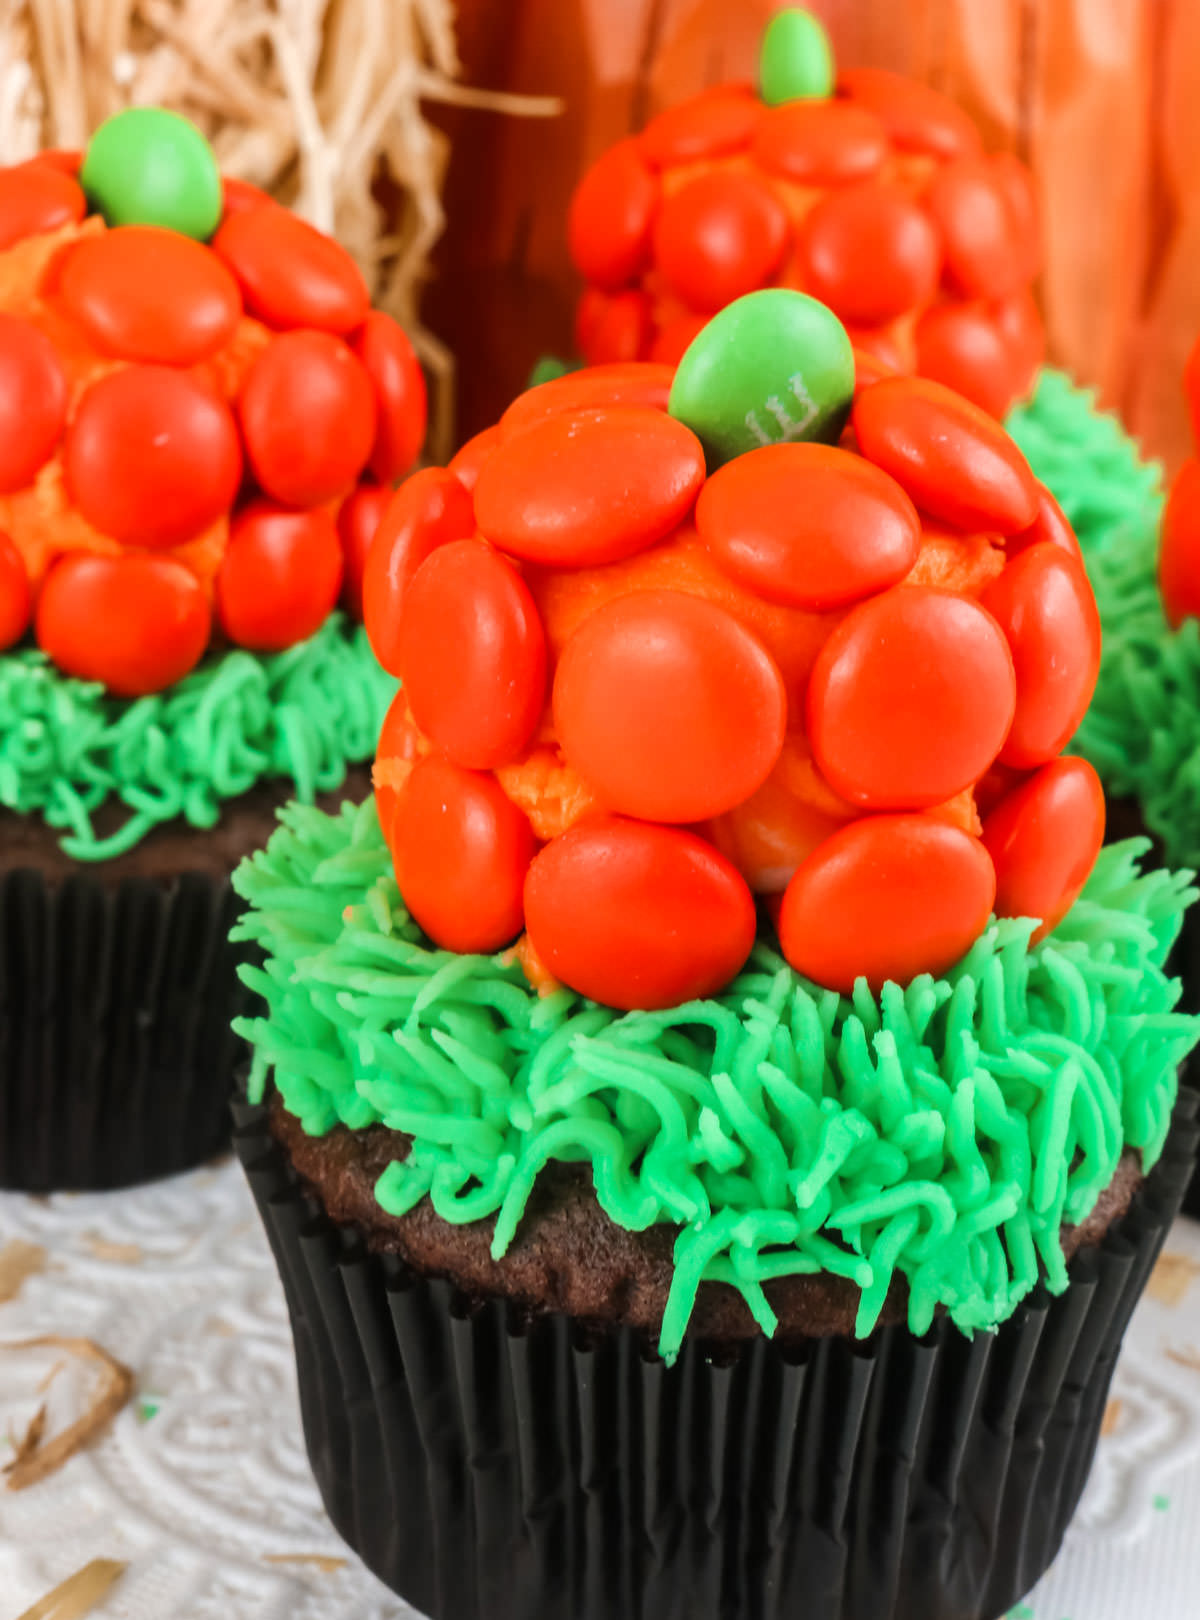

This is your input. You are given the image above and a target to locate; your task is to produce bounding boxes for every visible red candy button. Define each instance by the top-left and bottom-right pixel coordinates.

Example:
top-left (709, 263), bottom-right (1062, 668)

top-left (474, 407), bottom-right (704, 567)
top-left (36, 552), bottom-right (210, 696)
top-left (213, 207), bottom-right (369, 333)
top-left (221, 176), bottom-right (276, 217)
top-left (0, 313), bottom-right (68, 492)
top-left (695, 442), bottom-right (920, 609)
top-left (852, 376), bottom-right (1039, 533)
top-left (65, 365), bottom-right (241, 548)
top-left (798, 181), bottom-right (941, 326)
top-left (336, 484), bottom-right (392, 619)
top-left (927, 156), bottom-right (1029, 301)
top-left (23, 150), bottom-right (83, 177)
top-left (361, 467), bottom-right (476, 674)
top-left (553, 588), bottom-right (787, 822)
top-left (352, 310), bottom-right (427, 483)
top-left (390, 756), bottom-right (534, 954)
top-left (652, 169), bottom-right (789, 314)
top-left (981, 542), bottom-right (1101, 769)
top-left (1186, 339), bottom-right (1200, 450)
top-left (914, 302), bottom-right (1022, 419)
top-left (807, 584), bottom-right (1016, 809)
top-left (649, 313), bottom-right (709, 366)
top-left (1007, 484), bottom-right (1084, 565)
top-left (575, 285), bottom-right (651, 366)
top-left (501, 362), bottom-right (675, 433)
top-left (58, 227), bottom-right (242, 365)
top-left (523, 816), bottom-right (757, 1010)
top-left (989, 153), bottom-right (1042, 282)
top-left (982, 755), bottom-right (1105, 941)
top-left (373, 690), bottom-right (423, 846)
top-left (0, 530), bottom-right (31, 649)
top-left (1162, 458), bottom-right (1200, 628)
top-left (752, 100), bottom-right (888, 185)
top-left (991, 289), bottom-right (1045, 397)
top-left (399, 539), bottom-right (546, 770)
top-left (638, 87), bottom-right (761, 169)
top-left (838, 68), bottom-right (983, 159)
top-left (448, 424), bottom-right (504, 493)
top-left (239, 329), bottom-right (375, 506)
top-left (0, 164), bottom-right (85, 249)
top-left (567, 139), bottom-right (658, 290)
top-left (216, 501), bottom-right (344, 651)
top-left (778, 815), bottom-right (996, 993)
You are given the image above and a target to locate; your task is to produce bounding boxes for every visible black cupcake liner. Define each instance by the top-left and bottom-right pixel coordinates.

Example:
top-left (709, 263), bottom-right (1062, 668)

top-left (233, 1086), bottom-right (1199, 1620)
top-left (0, 866), bottom-right (251, 1190)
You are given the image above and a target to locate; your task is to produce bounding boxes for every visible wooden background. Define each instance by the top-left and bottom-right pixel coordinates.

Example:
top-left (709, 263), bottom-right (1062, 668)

top-left (425, 0), bottom-right (1200, 472)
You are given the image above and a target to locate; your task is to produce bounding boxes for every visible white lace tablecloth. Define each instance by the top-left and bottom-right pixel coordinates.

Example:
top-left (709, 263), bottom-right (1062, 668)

top-left (0, 1160), bottom-right (1197, 1620)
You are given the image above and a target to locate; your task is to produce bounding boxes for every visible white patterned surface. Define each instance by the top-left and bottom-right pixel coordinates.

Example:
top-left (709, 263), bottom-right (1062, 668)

top-left (0, 1159), bottom-right (1197, 1620)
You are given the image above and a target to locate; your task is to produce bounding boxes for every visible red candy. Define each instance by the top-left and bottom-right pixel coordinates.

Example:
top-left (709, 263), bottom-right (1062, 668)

top-left (852, 377), bottom-right (1039, 533)
top-left (213, 207), bottom-right (369, 333)
top-left (352, 310), bottom-right (427, 484)
top-left (220, 176), bottom-right (276, 217)
top-left (0, 164), bottom-right (85, 249)
top-left (447, 424), bottom-right (504, 492)
top-left (474, 407), bottom-right (705, 567)
top-left (926, 157), bottom-right (1030, 301)
top-left (554, 589), bottom-right (787, 823)
top-left (0, 530), bottom-right (31, 649)
top-left (778, 816), bottom-right (996, 993)
top-left (639, 87), bottom-right (760, 169)
top-left (982, 756), bottom-right (1105, 941)
top-left (58, 227), bottom-right (242, 365)
top-left (373, 691), bottom-right (423, 845)
top-left (799, 181), bottom-right (941, 326)
top-left (217, 502), bottom-right (344, 651)
top-left (1007, 484), bottom-right (1084, 564)
top-left (567, 140), bottom-right (658, 290)
top-left (0, 313), bottom-right (68, 492)
top-left (807, 585), bottom-right (1016, 809)
top-left (501, 362), bottom-right (675, 433)
top-left (1160, 457), bottom-right (1200, 628)
top-left (361, 467), bottom-right (476, 675)
top-left (836, 68), bottom-right (982, 159)
top-left (65, 365), bottom-right (242, 547)
top-left (523, 817), bottom-right (757, 1010)
top-left (914, 302), bottom-right (1023, 419)
top-left (752, 101), bottom-right (888, 185)
top-left (695, 443), bottom-right (921, 610)
top-left (239, 329), bottom-right (375, 506)
top-left (399, 540), bottom-right (546, 770)
top-left (653, 169), bottom-right (789, 313)
top-left (336, 484), bottom-right (392, 619)
top-left (981, 542), bottom-right (1101, 768)
top-left (37, 553), bottom-right (210, 696)
top-left (575, 286), bottom-right (651, 366)
top-left (390, 757), bottom-right (535, 954)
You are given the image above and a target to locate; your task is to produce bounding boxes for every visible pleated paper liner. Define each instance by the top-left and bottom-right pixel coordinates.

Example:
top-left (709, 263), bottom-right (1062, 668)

top-left (0, 866), bottom-right (250, 1191)
top-left (233, 1086), bottom-right (1199, 1620)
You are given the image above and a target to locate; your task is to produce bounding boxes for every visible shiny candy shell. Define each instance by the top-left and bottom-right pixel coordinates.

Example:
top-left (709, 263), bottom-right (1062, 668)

top-left (1160, 457), bottom-right (1200, 629)
top-left (798, 181), bottom-right (942, 327)
top-left (501, 362), bottom-right (675, 434)
top-left (362, 467), bottom-right (477, 675)
top-left (0, 313), bottom-right (68, 493)
top-left (567, 139), bottom-right (658, 289)
top-left (778, 815), bottom-right (996, 993)
top-left (0, 163), bottom-right (85, 249)
top-left (807, 584), bottom-right (1016, 809)
top-left (982, 755), bottom-right (1105, 941)
top-left (752, 100), bottom-right (889, 185)
top-left (695, 442), bottom-right (921, 609)
top-left (213, 206), bottom-right (370, 333)
top-left (523, 817), bottom-right (757, 1011)
top-left (668, 289), bottom-right (855, 469)
top-left (0, 530), bottom-right (31, 649)
top-left (81, 108), bottom-right (222, 238)
top-left (553, 588), bottom-right (787, 823)
top-left (652, 168), bottom-right (790, 314)
top-left (758, 9), bottom-right (835, 106)
top-left (474, 407), bottom-right (705, 567)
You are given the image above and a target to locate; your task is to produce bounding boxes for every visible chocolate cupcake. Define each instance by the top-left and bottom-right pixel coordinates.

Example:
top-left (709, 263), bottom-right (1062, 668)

top-left (234, 292), bottom-right (1200, 1618)
top-left (0, 110), bottom-right (420, 1189)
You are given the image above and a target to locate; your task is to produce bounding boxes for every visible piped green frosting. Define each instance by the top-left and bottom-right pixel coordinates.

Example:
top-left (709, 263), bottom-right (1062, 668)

top-left (0, 617), bottom-right (397, 861)
top-left (232, 797), bottom-right (1198, 1363)
top-left (1008, 371), bottom-right (1200, 868)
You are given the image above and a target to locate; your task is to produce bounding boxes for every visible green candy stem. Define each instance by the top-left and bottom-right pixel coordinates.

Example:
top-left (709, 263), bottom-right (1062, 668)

top-left (81, 107), bottom-right (223, 240)
top-left (759, 8), bottom-right (835, 107)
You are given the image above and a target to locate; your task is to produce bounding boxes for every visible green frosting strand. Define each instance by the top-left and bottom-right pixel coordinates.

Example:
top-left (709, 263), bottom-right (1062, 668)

top-left (1008, 371), bottom-right (1200, 868)
top-left (232, 798), bottom-right (1198, 1363)
top-left (0, 617), bottom-right (397, 861)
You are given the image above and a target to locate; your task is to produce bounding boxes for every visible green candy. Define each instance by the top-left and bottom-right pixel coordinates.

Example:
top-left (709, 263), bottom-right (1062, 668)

top-left (667, 290), bottom-right (855, 469)
top-left (759, 8), bottom-right (835, 106)
top-left (81, 108), bottom-right (223, 239)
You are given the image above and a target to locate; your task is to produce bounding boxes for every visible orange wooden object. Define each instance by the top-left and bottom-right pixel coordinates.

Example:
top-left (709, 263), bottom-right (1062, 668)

top-left (427, 0), bottom-right (1198, 472)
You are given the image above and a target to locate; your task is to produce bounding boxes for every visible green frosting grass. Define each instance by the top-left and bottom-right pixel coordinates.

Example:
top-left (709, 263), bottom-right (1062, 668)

top-left (1008, 371), bottom-right (1200, 869)
top-left (233, 797), bottom-right (1198, 1363)
top-left (0, 617), bottom-right (397, 861)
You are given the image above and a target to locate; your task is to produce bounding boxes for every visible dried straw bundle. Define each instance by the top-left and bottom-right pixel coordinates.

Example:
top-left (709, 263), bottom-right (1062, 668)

top-left (0, 0), bottom-right (559, 455)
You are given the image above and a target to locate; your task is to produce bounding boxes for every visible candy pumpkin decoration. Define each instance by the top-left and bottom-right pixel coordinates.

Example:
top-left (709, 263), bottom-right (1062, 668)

top-left (0, 109), bottom-right (426, 694)
top-left (369, 289), bottom-right (1102, 1008)
top-left (567, 7), bottom-right (1043, 421)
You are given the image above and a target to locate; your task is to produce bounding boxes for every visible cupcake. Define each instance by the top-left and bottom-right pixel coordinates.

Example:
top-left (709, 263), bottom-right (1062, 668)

top-left (0, 110), bottom-right (420, 1189)
top-left (233, 292), bottom-right (1200, 1620)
